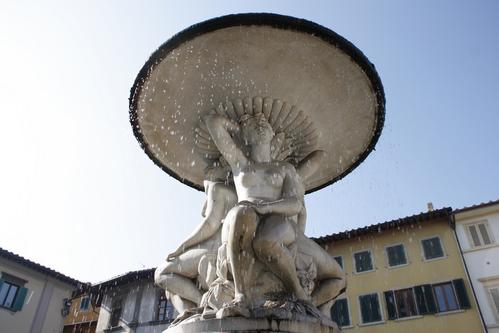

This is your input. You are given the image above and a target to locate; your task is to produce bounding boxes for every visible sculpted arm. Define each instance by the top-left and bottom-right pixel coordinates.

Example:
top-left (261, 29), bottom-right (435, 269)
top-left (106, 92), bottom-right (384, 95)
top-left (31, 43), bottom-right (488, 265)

top-left (293, 150), bottom-right (325, 232)
top-left (168, 182), bottom-right (235, 261)
top-left (167, 219), bottom-right (218, 260)
top-left (167, 213), bottom-right (218, 261)
top-left (203, 115), bottom-right (247, 169)
top-left (296, 150), bottom-right (326, 181)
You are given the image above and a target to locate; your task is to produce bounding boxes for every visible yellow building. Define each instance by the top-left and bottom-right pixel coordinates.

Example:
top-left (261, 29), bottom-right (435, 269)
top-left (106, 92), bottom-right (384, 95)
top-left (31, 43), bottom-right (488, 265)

top-left (63, 292), bottom-right (100, 333)
top-left (315, 207), bottom-right (485, 333)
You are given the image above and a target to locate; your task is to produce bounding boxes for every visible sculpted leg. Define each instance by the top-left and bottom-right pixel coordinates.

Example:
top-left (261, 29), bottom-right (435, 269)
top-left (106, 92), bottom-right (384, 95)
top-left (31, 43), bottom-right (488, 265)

top-left (224, 205), bottom-right (259, 303)
top-left (154, 249), bottom-right (208, 311)
top-left (296, 233), bottom-right (346, 309)
top-left (253, 216), bottom-right (309, 301)
top-left (165, 291), bottom-right (196, 314)
top-left (202, 183), bottom-right (237, 238)
top-left (314, 277), bottom-right (347, 316)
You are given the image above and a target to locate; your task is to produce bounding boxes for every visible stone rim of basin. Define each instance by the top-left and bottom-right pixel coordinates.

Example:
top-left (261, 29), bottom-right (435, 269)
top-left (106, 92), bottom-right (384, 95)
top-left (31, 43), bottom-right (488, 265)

top-left (129, 13), bottom-right (385, 194)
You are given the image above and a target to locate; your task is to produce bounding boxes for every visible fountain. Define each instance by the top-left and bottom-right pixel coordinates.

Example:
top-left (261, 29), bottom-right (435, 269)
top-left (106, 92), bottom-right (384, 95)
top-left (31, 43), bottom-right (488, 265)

top-left (129, 13), bottom-right (385, 333)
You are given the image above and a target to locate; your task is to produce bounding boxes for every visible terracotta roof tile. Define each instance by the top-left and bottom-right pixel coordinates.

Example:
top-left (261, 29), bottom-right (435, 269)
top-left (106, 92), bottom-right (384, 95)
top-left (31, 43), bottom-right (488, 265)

top-left (454, 199), bottom-right (499, 214)
top-left (0, 247), bottom-right (81, 286)
top-left (313, 207), bottom-right (452, 244)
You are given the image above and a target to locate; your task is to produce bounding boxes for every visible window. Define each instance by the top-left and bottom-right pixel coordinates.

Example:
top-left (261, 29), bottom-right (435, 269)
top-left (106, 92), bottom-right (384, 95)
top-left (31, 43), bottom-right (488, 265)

top-left (62, 298), bottom-right (71, 316)
top-left (0, 281), bottom-right (18, 308)
top-left (386, 244), bottom-right (407, 267)
top-left (0, 276), bottom-right (28, 311)
top-left (334, 256), bottom-right (343, 269)
top-left (385, 279), bottom-right (470, 319)
top-left (487, 286), bottom-right (499, 321)
top-left (330, 298), bottom-right (350, 327)
top-left (354, 250), bottom-right (373, 273)
top-left (387, 285), bottom-right (434, 319)
top-left (421, 236), bottom-right (444, 260)
top-left (109, 299), bottom-right (122, 327)
top-left (157, 292), bottom-right (174, 321)
top-left (359, 293), bottom-right (382, 323)
top-left (385, 288), bottom-right (418, 319)
top-left (432, 280), bottom-right (470, 313)
top-left (395, 288), bottom-right (418, 317)
top-left (413, 284), bottom-right (437, 315)
top-left (79, 296), bottom-right (90, 311)
top-left (466, 221), bottom-right (494, 247)
top-left (433, 282), bottom-right (459, 312)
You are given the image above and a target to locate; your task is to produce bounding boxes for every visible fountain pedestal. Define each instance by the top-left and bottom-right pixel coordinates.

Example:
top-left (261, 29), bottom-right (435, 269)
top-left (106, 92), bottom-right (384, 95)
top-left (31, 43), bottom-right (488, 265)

top-left (165, 317), bottom-right (340, 333)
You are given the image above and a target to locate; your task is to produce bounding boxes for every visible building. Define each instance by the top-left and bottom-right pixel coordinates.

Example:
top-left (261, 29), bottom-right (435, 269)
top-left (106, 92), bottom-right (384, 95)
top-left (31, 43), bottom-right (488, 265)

top-left (454, 199), bottom-right (499, 333)
top-left (0, 247), bottom-right (81, 333)
top-left (63, 292), bottom-right (100, 333)
top-left (93, 268), bottom-right (175, 333)
top-left (315, 207), bottom-right (484, 333)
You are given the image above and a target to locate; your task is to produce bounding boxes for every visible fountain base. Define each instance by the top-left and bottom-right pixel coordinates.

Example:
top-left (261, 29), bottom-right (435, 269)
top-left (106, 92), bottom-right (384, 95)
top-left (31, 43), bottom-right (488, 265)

top-left (164, 317), bottom-right (341, 333)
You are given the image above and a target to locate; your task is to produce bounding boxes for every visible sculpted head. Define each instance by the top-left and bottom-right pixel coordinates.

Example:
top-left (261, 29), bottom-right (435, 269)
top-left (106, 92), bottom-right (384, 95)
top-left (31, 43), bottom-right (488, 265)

top-left (239, 113), bottom-right (275, 146)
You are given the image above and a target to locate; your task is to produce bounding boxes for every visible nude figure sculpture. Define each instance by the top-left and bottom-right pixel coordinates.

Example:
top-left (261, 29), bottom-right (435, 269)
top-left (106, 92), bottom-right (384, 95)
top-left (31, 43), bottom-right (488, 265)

top-left (154, 97), bottom-right (345, 325)
top-left (203, 104), bottom-right (345, 317)
top-left (154, 163), bottom-right (237, 314)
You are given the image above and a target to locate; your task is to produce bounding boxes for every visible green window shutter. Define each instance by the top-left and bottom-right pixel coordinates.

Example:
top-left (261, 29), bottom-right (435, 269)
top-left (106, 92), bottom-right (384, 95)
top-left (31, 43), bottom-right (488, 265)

top-left (423, 284), bottom-right (437, 313)
top-left (387, 248), bottom-right (396, 266)
top-left (341, 299), bottom-right (351, 326)
top-left (359, 295), bottom-right (370, 323)
top-left (355, 253), bottom-right (362, 272)
top-left (330, 299), bottom-right (350, 327)
top-left (12, 287), bottom-right (28, 311)
top-left (453, 279), bottom-right (471, 309)
top-left (371, 294), bottom-right (381, 321)
top-left (414, 285), bottom-right (429, 314)
top-left (334, 256), bottom-right (343, 269)
top-left (384, 291), bottom-right (397, 320)
top-left (366, 253), bottom-right (373, 271)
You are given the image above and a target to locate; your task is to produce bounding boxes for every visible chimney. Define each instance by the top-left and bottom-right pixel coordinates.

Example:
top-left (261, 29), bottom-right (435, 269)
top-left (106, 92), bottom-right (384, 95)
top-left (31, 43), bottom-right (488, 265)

top-left (427, 202), bottom-right (434, 212)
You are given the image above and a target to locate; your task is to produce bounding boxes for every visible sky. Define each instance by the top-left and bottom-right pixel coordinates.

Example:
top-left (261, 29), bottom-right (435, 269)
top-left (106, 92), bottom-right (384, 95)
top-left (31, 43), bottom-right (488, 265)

top-left (0, 0), bottom-right (498, 283)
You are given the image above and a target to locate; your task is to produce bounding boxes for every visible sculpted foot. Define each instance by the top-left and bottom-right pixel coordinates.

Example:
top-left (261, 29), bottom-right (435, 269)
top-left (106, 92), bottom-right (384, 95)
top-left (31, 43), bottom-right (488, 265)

top-left (171, 308), bottom-right (201, 325)
top-left (216, 294), bottom-right (251, 318)
top-left (295, 289), bottom-right (312, 303)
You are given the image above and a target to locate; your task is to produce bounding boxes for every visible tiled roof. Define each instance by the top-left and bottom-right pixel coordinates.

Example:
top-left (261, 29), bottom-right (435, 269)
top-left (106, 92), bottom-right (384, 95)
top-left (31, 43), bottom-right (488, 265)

top-left (91, 268), bottom-right (154, 291)
top-left (454, 199), bottom-right (499, 214)
top-left (0, 247), bottom-right (81, 286)
top-left (80, 268), bottom-right (155, 304)
top-left (313, 207), bottom-right (452, 244)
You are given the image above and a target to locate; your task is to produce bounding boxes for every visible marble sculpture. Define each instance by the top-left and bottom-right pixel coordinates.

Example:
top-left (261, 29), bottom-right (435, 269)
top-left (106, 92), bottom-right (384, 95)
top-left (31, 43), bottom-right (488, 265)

top-left (155, 97), bottom-right (346, 325)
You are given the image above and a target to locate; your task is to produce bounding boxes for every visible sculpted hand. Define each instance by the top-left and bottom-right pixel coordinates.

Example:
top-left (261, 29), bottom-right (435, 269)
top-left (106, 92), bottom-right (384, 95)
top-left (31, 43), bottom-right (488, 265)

top-left (252, 203), bottom-right (271, 215)
top-left (238, 200), bottom-right (270, 215)
top-left (238, 200), bottom-right (257, 208)
top-left (167, 247), bottom-right (183, 261)
top-left (203, 114), bottom-right (240, 133)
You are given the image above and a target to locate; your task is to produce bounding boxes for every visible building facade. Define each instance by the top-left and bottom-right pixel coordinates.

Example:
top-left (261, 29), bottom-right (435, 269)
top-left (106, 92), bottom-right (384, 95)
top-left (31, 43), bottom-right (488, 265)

top-left (454, 200), bottom-right (499, 333)
top-left (93, 269), bottom-right (175, 333)
top-left (63, 293), bottom-right (100, 333)
top-left (0, 247), bottom-right (80, 333)
top-left (315, 208), bottom-right (484, 333)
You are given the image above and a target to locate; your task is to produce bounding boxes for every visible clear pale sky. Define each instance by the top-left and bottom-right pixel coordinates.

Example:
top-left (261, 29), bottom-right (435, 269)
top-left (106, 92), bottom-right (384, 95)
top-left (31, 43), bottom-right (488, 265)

top-left (1, 1), bottom-right (498, 283)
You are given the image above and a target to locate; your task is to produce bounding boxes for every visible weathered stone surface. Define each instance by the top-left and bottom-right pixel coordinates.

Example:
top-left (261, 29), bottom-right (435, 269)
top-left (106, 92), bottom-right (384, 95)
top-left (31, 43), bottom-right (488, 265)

top-left (130, 14), bottom-right (385, 194)
top-left (164, 317), bottom-right (341, 333)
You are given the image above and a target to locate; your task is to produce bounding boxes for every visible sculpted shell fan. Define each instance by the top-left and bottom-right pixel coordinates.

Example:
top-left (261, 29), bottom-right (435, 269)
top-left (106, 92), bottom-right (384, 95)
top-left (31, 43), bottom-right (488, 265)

top-left (195, 97), bottom-right (320, 166)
